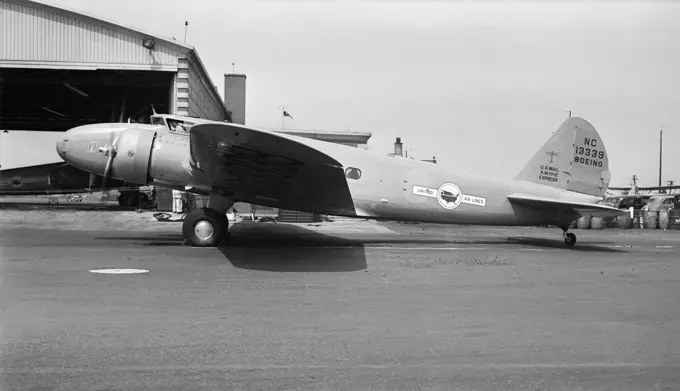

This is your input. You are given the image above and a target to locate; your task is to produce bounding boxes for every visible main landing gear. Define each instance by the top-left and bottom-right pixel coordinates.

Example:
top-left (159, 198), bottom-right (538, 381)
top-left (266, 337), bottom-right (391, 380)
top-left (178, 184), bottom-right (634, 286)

top-left (181, 192), bottom-right (234, 247)
top-left (562, 229), bottom-right (577, 247)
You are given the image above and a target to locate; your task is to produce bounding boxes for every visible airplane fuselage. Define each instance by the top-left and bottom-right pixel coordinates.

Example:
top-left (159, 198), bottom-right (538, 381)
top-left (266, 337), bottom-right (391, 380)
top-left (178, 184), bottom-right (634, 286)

top-left (268, 134), bottom-right (600, 226)
top-left (81, 122), bottom-right (599, 227)
top-left (56, 115), bottom-right (618, 248)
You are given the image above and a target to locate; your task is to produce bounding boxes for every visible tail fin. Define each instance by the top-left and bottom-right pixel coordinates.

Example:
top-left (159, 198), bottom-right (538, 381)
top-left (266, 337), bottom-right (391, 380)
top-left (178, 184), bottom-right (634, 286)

top-left (514, 117), bottom-right (611, 197)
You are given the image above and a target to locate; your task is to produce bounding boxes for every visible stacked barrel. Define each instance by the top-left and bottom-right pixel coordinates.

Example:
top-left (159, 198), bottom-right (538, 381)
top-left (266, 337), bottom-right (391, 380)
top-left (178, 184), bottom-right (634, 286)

top-left (571, 209), bottom-right (680, 230)
top-left (656, 209), bottom-right (680, 230)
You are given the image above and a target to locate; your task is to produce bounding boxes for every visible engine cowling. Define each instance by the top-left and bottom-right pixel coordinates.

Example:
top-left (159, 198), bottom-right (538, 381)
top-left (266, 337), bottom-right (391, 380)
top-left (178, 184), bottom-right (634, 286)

top-left (110, 127), bottom-right (157, 185)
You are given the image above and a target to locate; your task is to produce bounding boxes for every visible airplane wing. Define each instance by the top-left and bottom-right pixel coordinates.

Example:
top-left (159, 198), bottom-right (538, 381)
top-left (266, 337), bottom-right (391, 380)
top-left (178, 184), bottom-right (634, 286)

top-left (188, 123), bottom-right (357, 215)
top-left (507, 193), bottom-right (627, 217)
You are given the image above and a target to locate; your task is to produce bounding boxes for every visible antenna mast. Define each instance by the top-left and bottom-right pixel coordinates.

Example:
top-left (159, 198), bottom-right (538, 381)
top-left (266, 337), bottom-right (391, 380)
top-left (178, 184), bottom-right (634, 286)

top-left (658, 126), bottom-right (663, 187)
top-left (184, 21), bottom-right (188, 44)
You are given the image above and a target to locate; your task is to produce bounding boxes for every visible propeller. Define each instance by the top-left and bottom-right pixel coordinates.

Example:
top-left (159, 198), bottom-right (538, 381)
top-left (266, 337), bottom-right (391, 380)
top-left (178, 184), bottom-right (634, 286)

top-left (97, 131), bottom-right (122, 199)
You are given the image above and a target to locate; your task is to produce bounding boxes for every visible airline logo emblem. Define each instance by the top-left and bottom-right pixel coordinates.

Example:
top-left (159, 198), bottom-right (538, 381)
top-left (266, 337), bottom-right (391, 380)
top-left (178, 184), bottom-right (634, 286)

top-left (412, 183), bottom-right (487, 208)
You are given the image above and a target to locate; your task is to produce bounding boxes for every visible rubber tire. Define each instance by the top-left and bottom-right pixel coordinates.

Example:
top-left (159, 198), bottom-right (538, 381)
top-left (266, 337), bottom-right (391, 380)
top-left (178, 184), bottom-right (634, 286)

top-left (182, 208), bottom-right (229, 247)
top-left (118, 193), bottom-right (128, 207)
top-left (564, 232), bottom-right (577, 247)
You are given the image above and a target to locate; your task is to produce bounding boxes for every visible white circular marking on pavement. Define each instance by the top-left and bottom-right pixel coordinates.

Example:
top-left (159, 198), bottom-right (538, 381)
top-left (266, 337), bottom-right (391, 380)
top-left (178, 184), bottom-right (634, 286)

top-left (90, 268), bottom-right (149, 275)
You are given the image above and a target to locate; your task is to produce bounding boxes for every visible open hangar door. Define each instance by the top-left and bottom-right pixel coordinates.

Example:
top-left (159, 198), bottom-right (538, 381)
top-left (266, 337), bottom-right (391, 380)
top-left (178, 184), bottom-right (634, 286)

top-left (0, 68), bottom-right (175, 131)
top-left (0, 68), bottom-right (174, 206)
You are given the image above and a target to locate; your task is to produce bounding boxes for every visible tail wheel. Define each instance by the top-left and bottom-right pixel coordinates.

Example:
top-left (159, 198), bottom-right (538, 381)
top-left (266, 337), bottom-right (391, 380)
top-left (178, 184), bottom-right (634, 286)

top-left (182, 208), bottom-right (229, 247)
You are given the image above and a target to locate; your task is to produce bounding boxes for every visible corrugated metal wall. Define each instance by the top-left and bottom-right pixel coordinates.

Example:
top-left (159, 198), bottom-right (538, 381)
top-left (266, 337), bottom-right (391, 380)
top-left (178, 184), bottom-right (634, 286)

top-left (187, 55), bottom-right (228, 121)
top-left (175, 57), bottom-right (226, 121)
top-left (0, 0), bottom-right (182, 70)
top-left (176, 58), bottom-right (190, 116)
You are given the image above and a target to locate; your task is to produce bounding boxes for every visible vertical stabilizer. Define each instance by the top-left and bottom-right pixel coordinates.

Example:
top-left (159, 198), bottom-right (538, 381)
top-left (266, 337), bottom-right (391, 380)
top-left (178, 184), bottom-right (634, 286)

top-left (514, 117), bottom-right (611, 197)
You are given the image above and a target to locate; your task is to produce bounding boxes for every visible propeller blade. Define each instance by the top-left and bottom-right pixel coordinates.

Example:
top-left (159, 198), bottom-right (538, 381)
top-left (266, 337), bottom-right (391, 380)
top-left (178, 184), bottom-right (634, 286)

top-left (101, 132), bottom-right (121, 192)
top-left (118, 96), bottom-right (126, 123)
top-left (88, 172), bottom-right (96, 190)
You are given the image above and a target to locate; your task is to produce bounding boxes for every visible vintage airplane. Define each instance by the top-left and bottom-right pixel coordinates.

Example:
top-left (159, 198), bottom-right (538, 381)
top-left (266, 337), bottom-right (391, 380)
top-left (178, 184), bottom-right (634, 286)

top-left (55, 114), bottom-right (625, 247)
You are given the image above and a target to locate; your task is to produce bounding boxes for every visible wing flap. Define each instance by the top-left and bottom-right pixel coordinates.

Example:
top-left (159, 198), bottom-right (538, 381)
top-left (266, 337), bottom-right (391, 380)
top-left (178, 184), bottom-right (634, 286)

top-left (189, 123), bottom-right (356, 215)
top-left (507, 193), bottom-right (626, 217)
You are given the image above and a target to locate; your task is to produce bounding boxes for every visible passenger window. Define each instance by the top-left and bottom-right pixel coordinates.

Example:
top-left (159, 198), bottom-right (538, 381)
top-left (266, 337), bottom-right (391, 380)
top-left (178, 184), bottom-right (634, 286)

top-left (344, 167), bottom-right (362, 180)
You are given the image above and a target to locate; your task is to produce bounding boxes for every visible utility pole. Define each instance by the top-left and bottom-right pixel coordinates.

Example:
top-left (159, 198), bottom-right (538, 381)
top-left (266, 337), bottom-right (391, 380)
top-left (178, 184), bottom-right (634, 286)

top-left (632, 175), bottom-right (638, 187)
top-left (659, 127), bottom-right (663, 187)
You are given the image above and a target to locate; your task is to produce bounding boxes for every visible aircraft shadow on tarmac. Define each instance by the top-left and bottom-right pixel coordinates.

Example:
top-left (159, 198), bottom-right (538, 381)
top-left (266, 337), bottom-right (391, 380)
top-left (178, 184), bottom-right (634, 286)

top-left (461, 237), bottom-right (626, 253)
top-left (93, 224), bottom-right (370, 272)
top-left (92, 223), bottom-right (625, 273)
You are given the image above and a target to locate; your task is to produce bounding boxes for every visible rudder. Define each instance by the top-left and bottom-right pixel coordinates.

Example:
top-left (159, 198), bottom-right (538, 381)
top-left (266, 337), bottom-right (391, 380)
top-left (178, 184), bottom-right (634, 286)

top-left (514, 117), bottom-right (611, 197)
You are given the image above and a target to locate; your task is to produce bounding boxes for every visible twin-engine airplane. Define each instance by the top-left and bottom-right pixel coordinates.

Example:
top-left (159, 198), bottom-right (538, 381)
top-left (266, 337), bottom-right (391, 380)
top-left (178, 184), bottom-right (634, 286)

top-left (56, 114), bottom-right (625, 247)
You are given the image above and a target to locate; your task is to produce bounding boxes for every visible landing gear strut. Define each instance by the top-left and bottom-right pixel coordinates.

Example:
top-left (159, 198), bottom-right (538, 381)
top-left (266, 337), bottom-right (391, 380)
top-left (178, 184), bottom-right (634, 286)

top-left (562, 229), bottom-right (577, 247)
top-left (181, 192), bottom-right (234, 247)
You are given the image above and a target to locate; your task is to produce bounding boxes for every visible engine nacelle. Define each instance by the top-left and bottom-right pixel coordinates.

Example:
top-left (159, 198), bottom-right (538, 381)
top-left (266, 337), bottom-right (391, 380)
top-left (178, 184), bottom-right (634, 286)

top-left (57, 120), bottom-right (201, 190)
top-left (110, 127), bottom-right (156, 185)
top-left (148, 129), bottom-right (195, 187)
top-left (109, 126), bottom-right (198, 188)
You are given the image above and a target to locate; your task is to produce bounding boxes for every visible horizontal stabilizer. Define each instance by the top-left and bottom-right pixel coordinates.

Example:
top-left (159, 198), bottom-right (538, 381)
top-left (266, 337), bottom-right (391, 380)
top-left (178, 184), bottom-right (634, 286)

top-left (507, 193), bottom-right (626, 218)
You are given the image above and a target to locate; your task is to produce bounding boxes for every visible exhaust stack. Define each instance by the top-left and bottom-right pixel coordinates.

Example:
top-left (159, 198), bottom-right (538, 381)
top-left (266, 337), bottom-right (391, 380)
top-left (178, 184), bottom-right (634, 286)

top-left (394, 137), bottom-right (403, 157)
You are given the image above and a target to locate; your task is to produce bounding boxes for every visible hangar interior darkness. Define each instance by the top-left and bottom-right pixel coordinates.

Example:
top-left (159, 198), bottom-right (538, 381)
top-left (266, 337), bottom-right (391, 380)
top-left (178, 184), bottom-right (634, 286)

top-left (0, 68), bottom-right (174, 131)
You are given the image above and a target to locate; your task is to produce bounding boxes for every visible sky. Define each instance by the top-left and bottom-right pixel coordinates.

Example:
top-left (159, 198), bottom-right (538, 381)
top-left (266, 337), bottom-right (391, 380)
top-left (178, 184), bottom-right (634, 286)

top-left (3, 0), bottom-right (679, 187)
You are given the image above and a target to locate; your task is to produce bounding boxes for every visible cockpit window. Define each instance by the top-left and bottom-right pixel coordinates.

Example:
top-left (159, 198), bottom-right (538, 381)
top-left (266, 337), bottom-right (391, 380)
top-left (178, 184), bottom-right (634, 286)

top-left (344, 167), bottom-right (362, 180)
top-left (167, 119), bottom-right (194, 135)
top-left (150, 116), bottom-right (165, 126)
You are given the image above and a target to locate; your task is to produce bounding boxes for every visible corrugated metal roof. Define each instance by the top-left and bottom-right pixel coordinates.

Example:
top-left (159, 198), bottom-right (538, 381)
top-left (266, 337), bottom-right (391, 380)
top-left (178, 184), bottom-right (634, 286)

top-left (0, 0), bottom-right (188, 70)
top-left (1, 0), bottom-right (231, 119)
top-left (12, 0), bottom-right (193, 52)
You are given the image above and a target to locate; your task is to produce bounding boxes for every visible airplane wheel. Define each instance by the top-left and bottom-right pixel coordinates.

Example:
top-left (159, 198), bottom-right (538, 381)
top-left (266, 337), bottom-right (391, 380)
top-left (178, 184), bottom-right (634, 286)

top-left (182, 208), bottom-right (229, 247)
top-left (564, 232), bottom-right (577, 247)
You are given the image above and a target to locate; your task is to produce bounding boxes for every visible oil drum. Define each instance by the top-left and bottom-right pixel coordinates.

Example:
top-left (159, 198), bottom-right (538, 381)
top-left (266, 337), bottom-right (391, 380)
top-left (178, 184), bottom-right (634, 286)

top-left (616, 215), bottom-right (632, 229)
top-left (658, 210), bottom-right (670, 230)
top-left (644, 211), bottom-right (658, 230)
top-left (668, 209), bottom-right (680, 230)
top-left (577, 215), bottom-right (591, 229)
top-left (590, 216), bottom-right (604, 229)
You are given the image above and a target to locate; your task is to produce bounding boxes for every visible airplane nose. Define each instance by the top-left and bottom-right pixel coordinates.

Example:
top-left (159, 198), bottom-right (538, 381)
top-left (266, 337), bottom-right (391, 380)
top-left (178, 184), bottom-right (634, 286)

top-left (56, 135), bottom-right (67, 161)
top-left (56, 123), bottom-right (130, 176)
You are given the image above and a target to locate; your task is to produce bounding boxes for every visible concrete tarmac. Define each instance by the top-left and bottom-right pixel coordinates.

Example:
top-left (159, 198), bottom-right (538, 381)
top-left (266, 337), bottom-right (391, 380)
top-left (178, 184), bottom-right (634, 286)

top-left (1, 212), bottom-right (679, 390)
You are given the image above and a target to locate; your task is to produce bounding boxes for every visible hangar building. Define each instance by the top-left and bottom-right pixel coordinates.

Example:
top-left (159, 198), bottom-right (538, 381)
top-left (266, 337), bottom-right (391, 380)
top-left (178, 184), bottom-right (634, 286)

top-left (0, 0), bottom-right (230, 136)
top-left (0, 0), bottom-right (373, 221)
